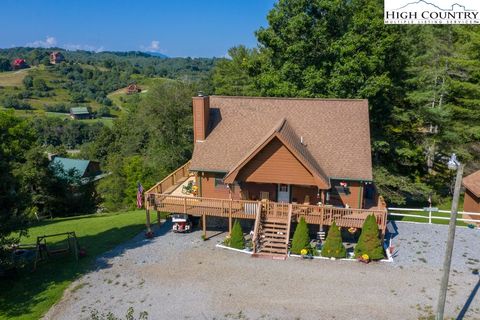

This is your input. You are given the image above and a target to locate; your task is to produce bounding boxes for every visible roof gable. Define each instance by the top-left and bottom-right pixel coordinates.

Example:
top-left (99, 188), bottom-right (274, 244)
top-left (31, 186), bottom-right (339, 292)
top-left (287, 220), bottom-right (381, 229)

top-left (224, 119), bottom-right (329, 188)
top-left (190, 96), bottom-right (373, 181)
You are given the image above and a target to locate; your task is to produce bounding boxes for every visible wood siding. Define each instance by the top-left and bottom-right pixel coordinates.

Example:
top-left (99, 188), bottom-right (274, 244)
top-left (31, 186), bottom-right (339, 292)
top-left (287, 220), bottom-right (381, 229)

top-left (464, 189), bottom-right (480, 219)
top-left (329, 180), bottom-right (362, 209)
top-left (236, 137), bottom-right (316, 185)
top-left (242, 182), bottom-right (277, 201)
top-left (291, 185), bottom-right (319, 205)
top-left (200, 172), bottom-right (241, 200)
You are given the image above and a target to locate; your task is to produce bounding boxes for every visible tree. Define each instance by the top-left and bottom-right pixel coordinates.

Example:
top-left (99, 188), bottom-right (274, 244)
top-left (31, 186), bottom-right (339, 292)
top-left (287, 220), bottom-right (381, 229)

top-left (290, 217), bottom-right (310, 254)
top-left (0, 111), bottom-right (36, 266)
top-left (229, 220), bottom-right (245, 249)
top-left (23, 75), bottom-right (33, 89)
top-left (321, 221), bottom-right (346, 258)
top-left (97, 80), bottom-right (194, 211)
top-left (354, 214), bottom-right (384, 260)
top-left (213, 46), bottom-right (260, 96)
top-left (33, 78), bottom-right (49, 91)
top-left (13, 148), bottom-right (62, 218)
top-left (0, 58), bottom-right (11, 72)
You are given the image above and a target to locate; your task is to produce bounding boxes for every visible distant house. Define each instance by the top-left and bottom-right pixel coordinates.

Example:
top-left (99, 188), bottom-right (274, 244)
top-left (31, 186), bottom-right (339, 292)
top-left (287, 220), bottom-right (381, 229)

top-left (70, 107), bottom-right (91, 120)
top-left (50, 51), bottom-right (65, 64)
top-left (463, 170), bottom-right (480, 219)
top-left (51, 156), bottom-right (106, 184)
top-left (125, 83), bottom-right (141, 94)
top-left (12, 59), bottom-right (28, 70)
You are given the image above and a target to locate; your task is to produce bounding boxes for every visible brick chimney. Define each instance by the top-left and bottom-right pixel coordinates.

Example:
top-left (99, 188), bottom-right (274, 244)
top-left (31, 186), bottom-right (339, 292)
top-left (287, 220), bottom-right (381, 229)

top-left (192, 94), bottom-right (210, 142)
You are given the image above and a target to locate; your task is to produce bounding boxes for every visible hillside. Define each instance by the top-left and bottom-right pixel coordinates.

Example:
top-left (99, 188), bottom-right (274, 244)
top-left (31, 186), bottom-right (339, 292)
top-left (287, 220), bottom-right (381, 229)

top-left (0, 48), bottom-right (216, 118)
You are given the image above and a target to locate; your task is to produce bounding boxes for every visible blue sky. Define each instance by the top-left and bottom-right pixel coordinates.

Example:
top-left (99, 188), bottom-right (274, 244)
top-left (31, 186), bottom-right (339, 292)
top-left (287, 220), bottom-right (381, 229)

top-left (0, 0), bottom-right (276, 57)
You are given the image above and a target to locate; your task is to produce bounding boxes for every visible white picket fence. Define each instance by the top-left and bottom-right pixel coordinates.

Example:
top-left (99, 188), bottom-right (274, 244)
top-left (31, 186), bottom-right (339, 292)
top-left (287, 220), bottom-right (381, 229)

top-left (387, 207), bottom-right (480, 225)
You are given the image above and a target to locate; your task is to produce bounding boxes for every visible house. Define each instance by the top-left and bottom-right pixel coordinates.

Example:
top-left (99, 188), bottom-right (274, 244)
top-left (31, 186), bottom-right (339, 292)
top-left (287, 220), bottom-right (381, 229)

top-left (463, 170), bottom-right (480, 220)
top-left (50, 51), bottom-right (65, 64)
top-left (12, 59), bottom-right (28, 70)
top-left (70, 107), bottom-right (91, 120)
top-left (125, 84), bottom-right (141, 94)
top-left (51, 156), bottom-right (105, 183)
top-left (145, 95), bottom-right (387, 257)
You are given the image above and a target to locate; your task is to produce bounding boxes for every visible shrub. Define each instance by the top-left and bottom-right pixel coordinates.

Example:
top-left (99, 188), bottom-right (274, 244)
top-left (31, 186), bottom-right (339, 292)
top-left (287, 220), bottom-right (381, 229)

top-left (354, 214), bottom-right (384, 260)
top-left (290, 217), bottom-right (310, 254)
top-left (321, 221), bottom-right (347, 258)
top-left (229, 220), bottom-right (245, 249)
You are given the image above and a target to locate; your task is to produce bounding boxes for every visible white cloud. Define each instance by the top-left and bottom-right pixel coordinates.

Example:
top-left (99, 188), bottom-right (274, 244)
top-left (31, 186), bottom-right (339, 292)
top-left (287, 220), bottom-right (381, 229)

top-left (150, 40), bottom-right (160, 51)
top-left (26, 36), bottom-right (57, 48)
top-left (141, 40), bottom-right (166, 53)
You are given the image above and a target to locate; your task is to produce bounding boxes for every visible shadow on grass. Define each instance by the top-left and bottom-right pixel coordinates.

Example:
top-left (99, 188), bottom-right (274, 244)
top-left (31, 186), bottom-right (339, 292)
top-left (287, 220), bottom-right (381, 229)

top-left (0, 221), bottom-right (171, 319)
top-left (26, 212), bottom-right (132, 229)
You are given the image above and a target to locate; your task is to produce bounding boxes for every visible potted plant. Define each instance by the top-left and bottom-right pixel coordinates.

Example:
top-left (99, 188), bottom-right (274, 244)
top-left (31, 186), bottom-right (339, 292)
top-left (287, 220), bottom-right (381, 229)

top-left (358, 254), bottom-right (370, 264)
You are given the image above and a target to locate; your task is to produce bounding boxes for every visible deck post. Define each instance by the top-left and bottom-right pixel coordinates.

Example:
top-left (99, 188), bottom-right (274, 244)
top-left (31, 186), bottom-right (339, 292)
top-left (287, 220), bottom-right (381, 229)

top-left (228, 201), bottom-right (232, 235)
top-left (146, 209), bottom-right (152, 232)
top-left (183, 197), bottom-right (187, 213)
top-left (156, 210), bottom-right (161, 227)
top-left (202, 213), bottom-right (207, 239)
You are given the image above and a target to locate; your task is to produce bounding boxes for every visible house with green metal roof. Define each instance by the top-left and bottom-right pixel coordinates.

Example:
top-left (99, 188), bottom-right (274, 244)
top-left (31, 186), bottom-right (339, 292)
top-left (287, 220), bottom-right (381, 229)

top-left (70, 107), bottom-right (91, 120)
top-left (51, 157), bottom-right (106, 184)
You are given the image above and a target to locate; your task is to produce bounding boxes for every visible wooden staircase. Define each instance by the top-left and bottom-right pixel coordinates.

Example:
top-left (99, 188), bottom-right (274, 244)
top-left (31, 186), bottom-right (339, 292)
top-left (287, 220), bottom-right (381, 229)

top-left (252, 204), bottom-right (292, 259)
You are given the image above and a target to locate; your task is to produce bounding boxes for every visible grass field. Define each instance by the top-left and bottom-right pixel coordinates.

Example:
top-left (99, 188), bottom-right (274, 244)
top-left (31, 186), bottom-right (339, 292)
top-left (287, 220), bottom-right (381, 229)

top-left (0, 107), bottom-right (115, 127)
top-left (0, 68), bottom-right (31, 87)
top-left (0, 211), bottom-right (147, 320)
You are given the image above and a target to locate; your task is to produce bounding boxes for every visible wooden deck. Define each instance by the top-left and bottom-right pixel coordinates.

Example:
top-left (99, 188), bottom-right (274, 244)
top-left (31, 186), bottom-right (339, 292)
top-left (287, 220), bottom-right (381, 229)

top-left (145, 194), bottom-right (388, 235)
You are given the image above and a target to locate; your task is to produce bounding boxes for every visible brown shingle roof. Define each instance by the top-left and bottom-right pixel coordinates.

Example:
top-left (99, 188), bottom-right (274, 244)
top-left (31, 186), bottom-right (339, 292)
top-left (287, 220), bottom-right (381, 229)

top-left (463, 170), bottom-right (480, 198)
top-left (190, 96), bottom-right (373, 181)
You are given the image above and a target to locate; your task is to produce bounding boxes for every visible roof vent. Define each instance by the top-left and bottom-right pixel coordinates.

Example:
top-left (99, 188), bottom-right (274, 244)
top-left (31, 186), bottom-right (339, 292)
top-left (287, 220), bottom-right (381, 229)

top-left (300, 136), bottom-right (305, 145)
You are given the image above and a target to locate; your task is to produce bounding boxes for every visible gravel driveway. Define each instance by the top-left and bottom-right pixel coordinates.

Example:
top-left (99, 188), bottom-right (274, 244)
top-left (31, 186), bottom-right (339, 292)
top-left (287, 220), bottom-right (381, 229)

top-left (44, 221), bottom-right (480, 320)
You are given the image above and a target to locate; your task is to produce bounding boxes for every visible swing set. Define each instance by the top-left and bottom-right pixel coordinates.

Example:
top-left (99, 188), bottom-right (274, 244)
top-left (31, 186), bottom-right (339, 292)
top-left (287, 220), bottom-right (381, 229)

top-left (34, 232), bottom-right (80, 269)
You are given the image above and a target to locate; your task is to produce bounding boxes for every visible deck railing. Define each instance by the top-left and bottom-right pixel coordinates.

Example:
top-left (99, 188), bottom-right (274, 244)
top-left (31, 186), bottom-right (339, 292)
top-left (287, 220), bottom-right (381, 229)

top-left (145, 161), bottom-right (191, 197)
top-left (149, 194), bottom-right (388, 233)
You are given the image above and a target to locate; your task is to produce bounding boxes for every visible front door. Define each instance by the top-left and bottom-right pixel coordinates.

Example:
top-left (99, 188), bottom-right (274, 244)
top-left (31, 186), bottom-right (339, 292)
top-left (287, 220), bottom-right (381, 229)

top-left (277, 184), bottom-right (290, 203)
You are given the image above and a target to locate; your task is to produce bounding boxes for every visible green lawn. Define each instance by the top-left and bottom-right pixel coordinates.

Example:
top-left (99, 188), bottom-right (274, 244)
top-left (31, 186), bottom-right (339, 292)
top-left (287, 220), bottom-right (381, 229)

top-left (0, 210), bottom-right (147, 320)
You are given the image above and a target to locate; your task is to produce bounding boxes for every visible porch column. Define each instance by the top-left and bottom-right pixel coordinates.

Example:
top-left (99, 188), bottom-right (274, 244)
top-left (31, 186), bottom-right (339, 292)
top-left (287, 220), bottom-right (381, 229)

top-left (228, 200), bottom-right (233, 235)
top-left (202, 213), bottom-right (207, 239)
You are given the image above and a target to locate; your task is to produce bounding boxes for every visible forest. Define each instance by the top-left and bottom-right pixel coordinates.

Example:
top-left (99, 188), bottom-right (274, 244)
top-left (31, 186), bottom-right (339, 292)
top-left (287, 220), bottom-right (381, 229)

top-left (1, 0), bottom-right (480, 258)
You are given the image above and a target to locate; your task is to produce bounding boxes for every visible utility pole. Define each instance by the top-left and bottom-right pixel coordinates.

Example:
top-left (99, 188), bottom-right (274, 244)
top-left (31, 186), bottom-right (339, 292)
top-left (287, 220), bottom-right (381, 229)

top-left (436, 154), bottom-right (464, 320)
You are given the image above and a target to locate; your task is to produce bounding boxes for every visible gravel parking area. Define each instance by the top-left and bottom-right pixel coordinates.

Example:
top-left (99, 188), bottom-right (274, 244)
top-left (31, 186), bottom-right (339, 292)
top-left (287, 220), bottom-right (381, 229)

top-left (44, 221), bottom-right (480, 320)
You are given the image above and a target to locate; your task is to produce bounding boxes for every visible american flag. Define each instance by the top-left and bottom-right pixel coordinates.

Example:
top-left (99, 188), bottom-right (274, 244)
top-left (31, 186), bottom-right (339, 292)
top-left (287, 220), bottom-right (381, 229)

top-left (136, 183), bottom-right (143, 208)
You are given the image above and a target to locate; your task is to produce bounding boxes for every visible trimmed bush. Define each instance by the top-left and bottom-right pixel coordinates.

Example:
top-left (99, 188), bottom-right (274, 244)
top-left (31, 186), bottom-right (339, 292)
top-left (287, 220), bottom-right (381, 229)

top-left (354, 214), bottom-right (384, 260)
top-left (229, 220), bottom-right (245, 249)
top-left (290, 217), bottom-right (310, 254)
top-left (321, 221), bottom-right (347, 258)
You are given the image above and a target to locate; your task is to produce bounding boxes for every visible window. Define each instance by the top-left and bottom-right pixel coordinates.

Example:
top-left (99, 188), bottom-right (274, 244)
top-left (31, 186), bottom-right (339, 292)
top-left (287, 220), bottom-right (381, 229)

top-left (279, 184), bottom-right (288, 192)
top-left (214, 173), bottom-right (227, 188)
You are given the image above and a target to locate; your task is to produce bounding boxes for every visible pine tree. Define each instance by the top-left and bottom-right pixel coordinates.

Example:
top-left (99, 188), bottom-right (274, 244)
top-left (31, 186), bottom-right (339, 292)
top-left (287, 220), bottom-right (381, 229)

top-left (321, 221), bottom-right (346, 258)
top-left (229, 220), bottom-right (245, 249)
top-left (354, 214), bottom-right (384, 260)
top-left (290, 217), bottom-right (310, 254)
